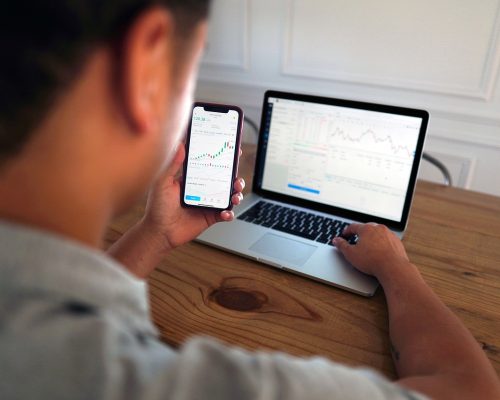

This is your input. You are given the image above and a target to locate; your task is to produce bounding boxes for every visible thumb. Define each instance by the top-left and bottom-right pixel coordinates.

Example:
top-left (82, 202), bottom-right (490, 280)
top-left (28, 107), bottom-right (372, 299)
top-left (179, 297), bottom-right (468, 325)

top-left (163, 144), bottom-right (185, 180)
top-left (151, 144), bottom-right (185, 193)
top-left (333, 237), bottom-right (354, 259)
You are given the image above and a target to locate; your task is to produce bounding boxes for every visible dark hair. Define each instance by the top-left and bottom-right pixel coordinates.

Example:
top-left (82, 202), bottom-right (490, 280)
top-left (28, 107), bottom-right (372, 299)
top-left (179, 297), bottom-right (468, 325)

top-left (0, 1), bottom-right (210, 162)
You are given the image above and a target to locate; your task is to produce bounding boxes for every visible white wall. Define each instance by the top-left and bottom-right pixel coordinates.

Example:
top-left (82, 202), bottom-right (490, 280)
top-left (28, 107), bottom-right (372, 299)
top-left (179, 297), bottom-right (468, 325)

top-left (195, 0), bottom-right (500, 196)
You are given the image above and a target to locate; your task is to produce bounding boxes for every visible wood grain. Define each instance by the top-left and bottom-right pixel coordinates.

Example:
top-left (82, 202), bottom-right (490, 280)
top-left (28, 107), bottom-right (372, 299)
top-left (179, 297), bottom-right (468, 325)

top-left (107, 144), bottom-right (500, 379)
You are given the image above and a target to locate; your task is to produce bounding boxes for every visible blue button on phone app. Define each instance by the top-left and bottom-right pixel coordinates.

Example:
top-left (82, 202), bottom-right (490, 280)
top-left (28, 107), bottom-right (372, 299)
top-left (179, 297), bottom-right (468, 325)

top-left (185, 195), bottom-right (201, 201)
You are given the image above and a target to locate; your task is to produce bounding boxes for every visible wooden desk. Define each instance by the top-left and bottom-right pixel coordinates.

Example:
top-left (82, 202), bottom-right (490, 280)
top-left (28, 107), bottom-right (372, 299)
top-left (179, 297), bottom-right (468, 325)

top-left (106, 144), bottom-right (500, 379)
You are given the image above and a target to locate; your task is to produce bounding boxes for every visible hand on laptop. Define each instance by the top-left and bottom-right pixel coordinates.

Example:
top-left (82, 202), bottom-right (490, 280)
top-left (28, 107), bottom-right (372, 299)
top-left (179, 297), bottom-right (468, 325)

top-left (143, 145), bottom-right (245, 251)
top-left (333, 223), bottom-right (410, 280)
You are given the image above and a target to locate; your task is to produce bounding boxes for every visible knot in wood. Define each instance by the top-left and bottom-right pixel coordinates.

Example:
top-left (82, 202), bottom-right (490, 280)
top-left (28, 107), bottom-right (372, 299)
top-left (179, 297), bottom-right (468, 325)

top-left (211, 288), bottom-right (267, 312)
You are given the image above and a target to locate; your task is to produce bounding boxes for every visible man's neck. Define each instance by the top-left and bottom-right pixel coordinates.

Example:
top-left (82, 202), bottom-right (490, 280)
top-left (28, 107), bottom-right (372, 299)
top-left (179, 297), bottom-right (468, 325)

top-left (0, 153), bottom-right (112, 249)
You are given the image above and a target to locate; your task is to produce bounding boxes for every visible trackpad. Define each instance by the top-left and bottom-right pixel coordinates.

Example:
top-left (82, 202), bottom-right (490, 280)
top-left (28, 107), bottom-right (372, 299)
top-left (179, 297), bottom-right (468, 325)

top-left (249, 233), bottom-right (317, 267)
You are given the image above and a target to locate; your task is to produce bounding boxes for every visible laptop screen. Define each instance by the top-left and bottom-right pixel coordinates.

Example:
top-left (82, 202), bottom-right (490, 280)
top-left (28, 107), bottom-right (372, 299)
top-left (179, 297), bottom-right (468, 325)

top-left (254, 91), bottom-right (428, 228)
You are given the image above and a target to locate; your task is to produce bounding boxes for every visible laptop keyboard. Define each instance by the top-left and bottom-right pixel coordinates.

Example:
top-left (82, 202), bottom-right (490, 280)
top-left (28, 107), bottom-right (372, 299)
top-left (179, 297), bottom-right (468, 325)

top-left (237, 201), bottom-right (358, 245)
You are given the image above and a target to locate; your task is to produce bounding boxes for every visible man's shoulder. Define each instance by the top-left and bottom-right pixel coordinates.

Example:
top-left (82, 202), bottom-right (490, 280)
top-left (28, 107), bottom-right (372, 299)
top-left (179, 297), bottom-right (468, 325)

top-left (0, 293), bottom-right (175, 400)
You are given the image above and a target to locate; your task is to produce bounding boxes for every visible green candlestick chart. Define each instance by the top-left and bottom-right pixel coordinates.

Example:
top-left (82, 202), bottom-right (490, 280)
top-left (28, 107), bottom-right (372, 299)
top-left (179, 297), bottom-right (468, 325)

top-left (191, 141), bottom-right (234, 160)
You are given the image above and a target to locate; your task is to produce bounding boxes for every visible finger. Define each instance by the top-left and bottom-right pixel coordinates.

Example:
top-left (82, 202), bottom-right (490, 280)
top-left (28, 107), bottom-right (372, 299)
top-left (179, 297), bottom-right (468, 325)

top-left (332, 237), bottom-right (353, 257)
top-left (342, 223), bottom-right (364, 236)
top-left (220, 210), bottom-right (234, 221)
top-left (234, 177), bottom-right (246, 192)
top-left (232, 192), bottom-right (243, 205)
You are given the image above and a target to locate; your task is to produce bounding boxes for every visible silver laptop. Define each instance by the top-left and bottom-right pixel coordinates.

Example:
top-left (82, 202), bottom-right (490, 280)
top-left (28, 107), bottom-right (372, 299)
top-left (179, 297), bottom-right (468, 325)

top-left (198, 90), bottom-right (429, 296)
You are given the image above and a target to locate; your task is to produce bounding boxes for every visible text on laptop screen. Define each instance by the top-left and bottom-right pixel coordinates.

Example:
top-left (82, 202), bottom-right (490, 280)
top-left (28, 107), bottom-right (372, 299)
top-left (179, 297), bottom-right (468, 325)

top-left (260, 97), bottom-right (424, 222)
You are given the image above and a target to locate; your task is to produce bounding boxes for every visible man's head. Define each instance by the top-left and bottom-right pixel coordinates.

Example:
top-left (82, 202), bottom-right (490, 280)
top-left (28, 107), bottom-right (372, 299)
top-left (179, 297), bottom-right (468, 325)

top-left (0, 1), bottom-right (210, 216)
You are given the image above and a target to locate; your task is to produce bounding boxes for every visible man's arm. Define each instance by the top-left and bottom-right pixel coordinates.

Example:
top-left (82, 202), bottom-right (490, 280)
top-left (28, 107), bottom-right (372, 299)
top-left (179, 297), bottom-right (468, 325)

top-left (334, 224), bottom-right (500, 400)
top-left (107, 218), bottom-right (170, 278)
top-left (107, 147), bottom-right (245, 279)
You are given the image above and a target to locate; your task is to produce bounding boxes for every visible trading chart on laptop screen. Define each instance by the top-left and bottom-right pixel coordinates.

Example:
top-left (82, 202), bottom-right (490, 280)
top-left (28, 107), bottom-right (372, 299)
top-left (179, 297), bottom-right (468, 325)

top-left (261, 97), bottom-right (423, 222)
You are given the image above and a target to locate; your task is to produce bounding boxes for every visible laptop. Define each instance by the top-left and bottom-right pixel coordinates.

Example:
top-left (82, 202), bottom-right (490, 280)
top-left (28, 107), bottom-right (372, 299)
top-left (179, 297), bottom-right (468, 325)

top-left (197, 90), bottom-right (429, 296)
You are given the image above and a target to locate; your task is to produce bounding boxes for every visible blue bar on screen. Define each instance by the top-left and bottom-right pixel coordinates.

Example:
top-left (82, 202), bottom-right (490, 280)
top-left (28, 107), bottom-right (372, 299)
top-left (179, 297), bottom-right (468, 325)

top-left (185, 195), bottom-right (201, 201)
top-left (287, 184), bottom-right (320, 195)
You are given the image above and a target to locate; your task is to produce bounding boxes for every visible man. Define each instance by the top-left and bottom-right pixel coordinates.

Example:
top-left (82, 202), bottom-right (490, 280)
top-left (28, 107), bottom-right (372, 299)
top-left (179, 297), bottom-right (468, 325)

top-left (0, 1), bottom-right (498, 399)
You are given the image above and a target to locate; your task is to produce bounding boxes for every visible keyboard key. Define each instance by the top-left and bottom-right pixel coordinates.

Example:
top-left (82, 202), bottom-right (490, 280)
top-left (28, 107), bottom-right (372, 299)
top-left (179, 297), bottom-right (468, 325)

top-left (316, 233), bottom-right (332, 244)
top-left (347, 235), bottom-right (359, 245)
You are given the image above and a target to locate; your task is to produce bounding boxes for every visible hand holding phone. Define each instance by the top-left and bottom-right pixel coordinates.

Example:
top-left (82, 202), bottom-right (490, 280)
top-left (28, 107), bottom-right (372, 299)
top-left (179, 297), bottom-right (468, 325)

top-left (181, 102), bottom-right (244, 211)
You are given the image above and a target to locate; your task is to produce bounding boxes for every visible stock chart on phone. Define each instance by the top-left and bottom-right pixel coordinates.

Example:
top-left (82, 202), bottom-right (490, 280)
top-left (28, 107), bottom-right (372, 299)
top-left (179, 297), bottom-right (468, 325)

top-left (184, 106), bottom-right (239, 208)
top-left (261, 98), bottom-right (423, 221)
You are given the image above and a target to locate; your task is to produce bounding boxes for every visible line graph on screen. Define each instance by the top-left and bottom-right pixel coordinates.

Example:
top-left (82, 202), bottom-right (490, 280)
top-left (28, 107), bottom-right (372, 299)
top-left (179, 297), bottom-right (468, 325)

top-left (327, 128), bottom-right (415, 158)
top-left (293, 113), bottom-right (418, 160)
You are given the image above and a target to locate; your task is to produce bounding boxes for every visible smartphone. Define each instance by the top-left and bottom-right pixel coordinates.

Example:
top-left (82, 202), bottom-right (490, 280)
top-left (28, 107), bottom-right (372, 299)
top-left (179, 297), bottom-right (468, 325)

top-left (181, 102), bottom-right (244, 211)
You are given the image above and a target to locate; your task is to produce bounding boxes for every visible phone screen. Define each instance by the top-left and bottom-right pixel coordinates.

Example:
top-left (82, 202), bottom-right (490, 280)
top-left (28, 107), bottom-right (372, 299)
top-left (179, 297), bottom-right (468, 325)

top-left (183, 105), bottom-right (241, 209)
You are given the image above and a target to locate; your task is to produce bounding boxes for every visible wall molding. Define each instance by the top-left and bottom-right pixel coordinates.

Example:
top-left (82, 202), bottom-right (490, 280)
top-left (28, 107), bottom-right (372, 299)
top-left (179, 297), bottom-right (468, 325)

top-left (201, 0), bottom-right (250, 71)
top-left (430, 109), bottom-right (500, 128)
top-left (479, 1), bottom-right (500, 100)
top-left (281, 0), bottom-right (500, 101)
top-left (428, 128), bottom-right (500, 150)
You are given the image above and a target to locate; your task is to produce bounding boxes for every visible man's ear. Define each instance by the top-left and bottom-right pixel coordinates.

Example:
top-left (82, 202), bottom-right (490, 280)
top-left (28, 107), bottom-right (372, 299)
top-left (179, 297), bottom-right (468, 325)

top-left (119, 7), bottom-right (174, 135)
